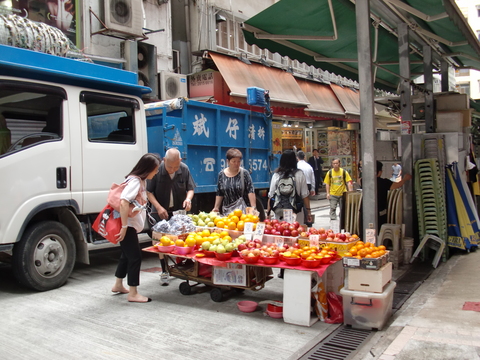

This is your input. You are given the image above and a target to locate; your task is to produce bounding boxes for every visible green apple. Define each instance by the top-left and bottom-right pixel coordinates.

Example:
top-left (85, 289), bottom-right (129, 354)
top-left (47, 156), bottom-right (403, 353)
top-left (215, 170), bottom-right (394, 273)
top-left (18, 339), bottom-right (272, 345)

top-left (197, 220), bottom-right (205, 227)
top-left (192, 215), bottom-right (199, 222)
top-left (207, 222), bottom-right (215, 227)
top-left (209, 245), bottom-right (217, 252)
top-left (212, 239), bottom-right (221, 245)
top-left (216, 245), bottom-right (226, 254)
top-left (202, 241), bottom-right (211, 250)
top-left (225, 243), bottom-right (235, 252)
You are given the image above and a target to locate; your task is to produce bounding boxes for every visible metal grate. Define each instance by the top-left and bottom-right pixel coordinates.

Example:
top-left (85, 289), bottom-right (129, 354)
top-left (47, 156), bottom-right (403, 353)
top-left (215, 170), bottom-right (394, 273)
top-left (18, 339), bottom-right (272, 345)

top-left (299, 326), bottom-right (374, 360)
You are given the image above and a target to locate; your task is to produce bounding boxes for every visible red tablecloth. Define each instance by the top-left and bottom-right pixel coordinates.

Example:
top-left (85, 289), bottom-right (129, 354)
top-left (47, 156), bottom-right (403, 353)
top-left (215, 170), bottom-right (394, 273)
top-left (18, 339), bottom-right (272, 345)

top-left (143, 246), bottom-right (336, 277)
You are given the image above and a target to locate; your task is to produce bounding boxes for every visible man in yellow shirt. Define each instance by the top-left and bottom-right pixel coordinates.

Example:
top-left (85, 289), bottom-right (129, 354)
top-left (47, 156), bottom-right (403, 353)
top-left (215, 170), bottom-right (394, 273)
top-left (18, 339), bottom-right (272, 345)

top-left (324, 158), bottom-right (353, 220)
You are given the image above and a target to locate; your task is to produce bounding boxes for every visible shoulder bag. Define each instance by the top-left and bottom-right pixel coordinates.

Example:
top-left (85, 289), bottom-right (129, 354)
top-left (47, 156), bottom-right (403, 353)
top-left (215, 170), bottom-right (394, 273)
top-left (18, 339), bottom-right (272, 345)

top-left (107, 176), bottom-right (146, 218)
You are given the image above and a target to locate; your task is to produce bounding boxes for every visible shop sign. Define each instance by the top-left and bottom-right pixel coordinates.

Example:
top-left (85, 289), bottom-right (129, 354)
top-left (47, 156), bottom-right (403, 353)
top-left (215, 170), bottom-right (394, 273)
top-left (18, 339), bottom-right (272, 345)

top-left (401, 120), bottom-right (412, 135)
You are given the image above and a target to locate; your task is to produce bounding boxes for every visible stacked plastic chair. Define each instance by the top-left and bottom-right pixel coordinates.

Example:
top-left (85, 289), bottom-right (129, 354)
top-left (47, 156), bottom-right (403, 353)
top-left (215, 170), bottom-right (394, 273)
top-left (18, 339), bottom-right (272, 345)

top-left (387, 188), bottom-right (403, 225)
top-left (344, 191), bottom-right (362, 235)
top-left (378, 224), bottom-right (403, 269)
top-left (412, 158), bottom-right (447, 266)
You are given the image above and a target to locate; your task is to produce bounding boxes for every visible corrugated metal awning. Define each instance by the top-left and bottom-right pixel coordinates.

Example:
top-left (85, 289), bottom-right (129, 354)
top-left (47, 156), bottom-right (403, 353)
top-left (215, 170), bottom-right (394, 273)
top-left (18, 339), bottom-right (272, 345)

top-left (296, 78), bottom-right (345, 118)
top-left (330, 84), bottom-right (360, 117)
top-left (209, 52), bottom-right (310, 106)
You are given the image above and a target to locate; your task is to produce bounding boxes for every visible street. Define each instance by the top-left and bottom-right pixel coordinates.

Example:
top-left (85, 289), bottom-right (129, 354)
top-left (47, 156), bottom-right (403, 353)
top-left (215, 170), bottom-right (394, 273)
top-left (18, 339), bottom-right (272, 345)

top-left (0, 204), bottom-right (338, 360)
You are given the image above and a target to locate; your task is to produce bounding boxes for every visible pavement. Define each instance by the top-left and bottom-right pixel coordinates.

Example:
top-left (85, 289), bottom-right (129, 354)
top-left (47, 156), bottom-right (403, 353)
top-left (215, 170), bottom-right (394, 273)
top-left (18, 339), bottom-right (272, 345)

top-left (307, 192), bottom-right (480, 360)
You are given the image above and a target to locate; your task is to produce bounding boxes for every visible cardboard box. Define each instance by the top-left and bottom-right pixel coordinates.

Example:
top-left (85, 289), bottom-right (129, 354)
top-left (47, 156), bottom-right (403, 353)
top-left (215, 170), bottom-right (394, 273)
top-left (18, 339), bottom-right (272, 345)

top-left (436, 93), bottom-right (469, 111)
top-left (343, 252), bottom-right (390, 270)
top-left (346, 262), bottom-right (392, 293)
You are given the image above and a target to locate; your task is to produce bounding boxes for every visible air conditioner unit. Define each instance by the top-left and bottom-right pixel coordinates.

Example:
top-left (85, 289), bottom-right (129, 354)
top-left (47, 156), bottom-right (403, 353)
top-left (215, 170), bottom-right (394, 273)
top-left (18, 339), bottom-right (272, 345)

top-left (104, 0), bottom-right (144, 38)
top-left (158, 71), bottom-right (188, 100)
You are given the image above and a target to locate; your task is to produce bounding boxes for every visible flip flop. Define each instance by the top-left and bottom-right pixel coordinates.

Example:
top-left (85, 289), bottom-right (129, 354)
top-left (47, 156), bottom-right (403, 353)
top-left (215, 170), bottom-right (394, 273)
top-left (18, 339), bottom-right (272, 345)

top-left (128, 297), bottom-right (152, 303)
top-left (111, 289), bottom-right (129, 294)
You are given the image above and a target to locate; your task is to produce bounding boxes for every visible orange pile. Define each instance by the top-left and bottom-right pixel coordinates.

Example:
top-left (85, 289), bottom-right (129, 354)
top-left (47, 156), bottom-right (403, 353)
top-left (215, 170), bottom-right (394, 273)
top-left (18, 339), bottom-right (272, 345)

top-left (343, 241), bottom-right (387, 259)
top-left (281, 246), bottom-right (336, 260)
top-left (213, 209), bottom-right (259, 231)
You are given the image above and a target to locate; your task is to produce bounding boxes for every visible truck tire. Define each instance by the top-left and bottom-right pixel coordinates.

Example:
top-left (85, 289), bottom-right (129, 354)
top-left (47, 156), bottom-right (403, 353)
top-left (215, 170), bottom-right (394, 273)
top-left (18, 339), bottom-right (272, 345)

top-left (12, 221), bottom-right (76, 291)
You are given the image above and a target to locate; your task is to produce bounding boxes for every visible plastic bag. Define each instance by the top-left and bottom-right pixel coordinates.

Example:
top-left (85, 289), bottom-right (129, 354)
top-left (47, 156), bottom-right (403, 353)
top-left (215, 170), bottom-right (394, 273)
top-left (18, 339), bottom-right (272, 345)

top-left (324, 292), bottom-right (344, 324)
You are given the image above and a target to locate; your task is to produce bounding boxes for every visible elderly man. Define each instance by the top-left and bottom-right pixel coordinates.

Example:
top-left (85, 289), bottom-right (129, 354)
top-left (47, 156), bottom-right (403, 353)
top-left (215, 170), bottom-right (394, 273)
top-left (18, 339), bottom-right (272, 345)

top-left (147, 148), bottom-right (196, 285)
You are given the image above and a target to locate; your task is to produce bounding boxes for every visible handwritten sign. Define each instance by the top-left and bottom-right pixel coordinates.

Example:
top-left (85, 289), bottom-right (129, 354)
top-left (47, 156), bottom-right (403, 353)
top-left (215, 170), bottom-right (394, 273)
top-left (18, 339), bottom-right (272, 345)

top-left (273, 236), bottom-right (284, 246)
top-left (365, 229), bottom-right (376, 244)
top-left (283, 209), bottom-right (295, 223)
top-left (309, 234), bottom-right (320, 247)
top-left (253, 222), bottom-right (265, 243)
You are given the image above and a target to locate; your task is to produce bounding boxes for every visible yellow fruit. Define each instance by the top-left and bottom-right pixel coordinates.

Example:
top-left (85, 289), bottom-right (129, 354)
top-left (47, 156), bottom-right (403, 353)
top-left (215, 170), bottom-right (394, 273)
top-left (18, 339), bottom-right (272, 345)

top-left (230, 215), bottom-right (240, 224)
top-left (216, 221), bottom-right (225, 229)
top-left (195, 253), bottom-right (205, 258)
top-left (185, 238), bottom-right (196, 247)
top-left (236, 221), bottom-right (245, 231)
top-left (175, 239), bottom-right (185, 247)
top-left (220, 231), bottom-right (229, 238)
top-left (228, 222), bottom-right (236, 230)
top-left (233, 209), bottom-right (243, 218)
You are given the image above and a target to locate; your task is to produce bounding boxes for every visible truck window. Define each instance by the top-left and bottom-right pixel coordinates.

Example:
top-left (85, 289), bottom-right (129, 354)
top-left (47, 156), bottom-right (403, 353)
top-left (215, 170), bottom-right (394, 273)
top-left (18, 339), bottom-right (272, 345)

top-left (82, 92), bottom-right (137, 144)
top-left (0, 81), bottom-right (65, 156)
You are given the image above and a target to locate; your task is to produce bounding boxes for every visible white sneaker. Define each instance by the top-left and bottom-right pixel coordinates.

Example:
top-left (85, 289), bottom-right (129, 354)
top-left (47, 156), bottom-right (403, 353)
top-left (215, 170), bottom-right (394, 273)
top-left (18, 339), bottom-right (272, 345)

top-left (160, 272), bottom-right (170, 286)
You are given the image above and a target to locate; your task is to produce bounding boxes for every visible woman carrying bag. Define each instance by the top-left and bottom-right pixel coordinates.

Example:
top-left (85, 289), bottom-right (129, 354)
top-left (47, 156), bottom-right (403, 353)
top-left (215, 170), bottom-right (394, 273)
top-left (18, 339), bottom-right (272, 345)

top-left (111, 153), bottom-right (160, 303)
top-left (212, 148), bottom-right (256, 215)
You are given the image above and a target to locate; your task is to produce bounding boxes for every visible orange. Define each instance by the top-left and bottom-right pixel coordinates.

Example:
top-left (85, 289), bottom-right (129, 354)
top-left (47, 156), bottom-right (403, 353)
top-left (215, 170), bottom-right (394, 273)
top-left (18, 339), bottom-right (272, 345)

top-left (228, 222), bottom-right (237, 230)
top-left (378, 245), bottom-right (386, 251)
top-left (185, 237), bottom-right (196, 247)
top-left (233, 209), bottom-right (243, 218)
top-left (220, 230), bottom-right (229, 238)
top-left (350, 248), bottom-right (358, 256)
top-left (251, 215), bottom-right (259, 223)
top-left (214, 217), bottom-right (220, 225)
top-left (236, 221), bottom-right (245, 231)
top-left (175, 239), bottom-right (185, 247)
top-left (216, 221), bottom-right (225, 229)
top-left (240, 214), bottom-right (247, 221)
top-left (344, 252), bottom-right (353, 257)
top-left (230, 215), bottom-right (240, 224)
top-left (358, 249), bottom-right (368, 258)
top-left (228, 212), bottom-right (234, 218)
top-left (356, 240), bottom-right (364, 246)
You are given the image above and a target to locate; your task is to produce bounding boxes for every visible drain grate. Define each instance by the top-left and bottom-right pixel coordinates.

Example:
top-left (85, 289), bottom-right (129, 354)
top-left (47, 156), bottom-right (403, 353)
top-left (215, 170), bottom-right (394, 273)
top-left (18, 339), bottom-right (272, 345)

top-left (299, 326), bottom-right (374, 360)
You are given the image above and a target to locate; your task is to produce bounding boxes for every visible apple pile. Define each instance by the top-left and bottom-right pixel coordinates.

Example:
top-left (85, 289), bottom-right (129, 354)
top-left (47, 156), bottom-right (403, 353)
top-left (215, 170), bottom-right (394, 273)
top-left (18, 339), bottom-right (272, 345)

top-left (307, 227), bottom-right (360, 243)
top-left (263, 219), bottom-right (305, 237)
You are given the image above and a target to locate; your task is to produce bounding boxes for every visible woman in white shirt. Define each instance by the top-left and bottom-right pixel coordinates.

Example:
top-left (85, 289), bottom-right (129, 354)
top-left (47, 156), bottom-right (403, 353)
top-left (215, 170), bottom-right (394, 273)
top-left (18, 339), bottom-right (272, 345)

top-left (111, 153), bottom-right (160, 303)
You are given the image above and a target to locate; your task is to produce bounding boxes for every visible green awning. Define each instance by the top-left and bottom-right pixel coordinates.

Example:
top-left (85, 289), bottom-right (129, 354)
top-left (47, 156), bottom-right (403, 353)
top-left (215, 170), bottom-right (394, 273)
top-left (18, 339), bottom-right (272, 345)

top-left (242, 0), bottom-right (480, 93)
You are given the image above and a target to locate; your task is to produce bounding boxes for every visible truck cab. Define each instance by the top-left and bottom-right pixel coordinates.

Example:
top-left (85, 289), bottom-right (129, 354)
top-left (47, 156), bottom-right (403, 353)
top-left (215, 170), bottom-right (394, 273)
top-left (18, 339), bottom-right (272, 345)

top-left (0, 45), bottom-right (149, 291)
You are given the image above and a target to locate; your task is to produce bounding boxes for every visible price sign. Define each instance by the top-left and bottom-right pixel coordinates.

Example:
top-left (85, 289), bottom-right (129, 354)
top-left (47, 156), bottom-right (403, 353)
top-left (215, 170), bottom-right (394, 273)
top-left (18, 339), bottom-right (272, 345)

top-left (283, 209), bottom-right (295, 223)
top-left (330, 220), bottom-right (340, 234)
top-left (244, 222), bottom-right (254, 235)
top-left (365, 229), bottom-right (376, 244)
top-left (274, 236), bottom-right (284, 246)
top-left (253, 222), bottom-right (265, 243)
top-left (309, 234), bottom-right (320, 247)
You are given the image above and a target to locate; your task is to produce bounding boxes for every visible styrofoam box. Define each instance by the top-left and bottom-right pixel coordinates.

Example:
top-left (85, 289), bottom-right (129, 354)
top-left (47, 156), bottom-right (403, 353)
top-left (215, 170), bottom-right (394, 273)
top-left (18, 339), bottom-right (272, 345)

top-left (340, 281), bottom-right (396, 330)
top-left (346, 262), bottom-right (392, 293)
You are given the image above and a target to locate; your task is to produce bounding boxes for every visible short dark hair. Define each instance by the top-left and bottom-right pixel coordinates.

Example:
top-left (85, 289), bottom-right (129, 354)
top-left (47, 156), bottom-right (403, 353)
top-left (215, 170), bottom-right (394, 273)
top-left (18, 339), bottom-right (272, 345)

top-left (226, 148), bottom-right (243, 160)
top-left (313, 149), bottom-right (318, 152)
top-left (297, 151), bottom-right (306, 160)
top-left (377, 160), bottom-right (383, 172)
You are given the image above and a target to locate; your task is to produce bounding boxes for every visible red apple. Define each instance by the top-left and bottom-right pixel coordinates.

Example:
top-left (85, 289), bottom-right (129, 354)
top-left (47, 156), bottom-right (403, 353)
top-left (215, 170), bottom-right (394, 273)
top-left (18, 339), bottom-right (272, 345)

top-left (320, 233), bottom-right (328, 240)
top-left (283, 229), bottom-right (291, 237)
top-left (238, 243), bottom-right (247, 251)
top-left (338, 233), bottom-right (347, 241)
top-left (291, 229), bottom-right (299, 237)
top-left (293, 221), bottom-right (300, 229)
top-left (288, 225), bottom-right (296, 232)
top-left (297, 226), bottom-right (305, 233)
top-left (318, 227), bottom-right (326, 234)
top-left (264, 229), bottom-right (271, 235)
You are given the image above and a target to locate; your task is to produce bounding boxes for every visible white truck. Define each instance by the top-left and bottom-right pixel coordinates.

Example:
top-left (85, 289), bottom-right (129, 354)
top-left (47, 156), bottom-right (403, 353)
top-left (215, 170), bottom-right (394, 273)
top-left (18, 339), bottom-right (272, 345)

top-left (0, 44), bottom-right (150, 291)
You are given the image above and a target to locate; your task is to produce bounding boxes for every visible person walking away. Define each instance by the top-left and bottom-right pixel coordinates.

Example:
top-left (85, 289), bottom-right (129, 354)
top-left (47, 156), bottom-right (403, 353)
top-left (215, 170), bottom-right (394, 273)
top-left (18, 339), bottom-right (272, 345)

top-left (391, 162), bottom-right (402, 182)
top-left (147, 148), bottom-right (196, 285)
top-left (308, 149), bottom-right (324, 194)
top-left (112, 153), bottom-right (161, 303)
top-left (323, 158), bottom-right (353, 221)
top-left (377, 161), bottom-right (411, 231)
top-left (296, 151), bottom-right (315, 226)
top-left (267, 150), bottom-right (312, 225)
top-left (212, 148), bottom-right (257, 215)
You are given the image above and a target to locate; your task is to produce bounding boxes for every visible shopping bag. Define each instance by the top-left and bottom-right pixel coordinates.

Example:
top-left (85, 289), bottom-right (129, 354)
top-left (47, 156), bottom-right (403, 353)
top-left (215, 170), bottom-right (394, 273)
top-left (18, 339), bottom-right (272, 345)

top-left (107, 176), bottom-right (146, 218)
top-left (92, 205), bottom-right (122, 244)
top-left (324, 292), bottom-right (344, 324)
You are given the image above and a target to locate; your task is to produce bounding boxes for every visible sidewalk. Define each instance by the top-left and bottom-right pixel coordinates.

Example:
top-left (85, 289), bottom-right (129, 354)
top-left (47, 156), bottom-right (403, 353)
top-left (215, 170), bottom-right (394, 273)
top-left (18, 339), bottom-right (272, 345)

top-left (353, 250), bottom-right (480, 360)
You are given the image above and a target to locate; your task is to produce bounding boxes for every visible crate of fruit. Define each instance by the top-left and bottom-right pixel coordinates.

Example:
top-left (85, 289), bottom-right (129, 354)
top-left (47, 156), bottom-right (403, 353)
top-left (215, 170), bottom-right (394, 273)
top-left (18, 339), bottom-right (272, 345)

top-left (343, 251), bottom-right (390, 270)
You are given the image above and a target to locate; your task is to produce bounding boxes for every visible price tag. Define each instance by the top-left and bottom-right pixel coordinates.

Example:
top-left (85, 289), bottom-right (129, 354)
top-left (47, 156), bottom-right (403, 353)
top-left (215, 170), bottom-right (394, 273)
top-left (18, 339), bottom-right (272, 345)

top-left (244, 222), bottom-right (254, 235)
top-left (309, 234), bottom-right (320, 247)
top-left (330, 220), bottom-right (340, 233)
top-left (283, 209), bottom-right (295, 223)
top-left (253, 222), bottom-right (265, 243)
top-left (274, 236), bottom-right (284, 246)
top-left (365, 229), bottom-right (376, 244)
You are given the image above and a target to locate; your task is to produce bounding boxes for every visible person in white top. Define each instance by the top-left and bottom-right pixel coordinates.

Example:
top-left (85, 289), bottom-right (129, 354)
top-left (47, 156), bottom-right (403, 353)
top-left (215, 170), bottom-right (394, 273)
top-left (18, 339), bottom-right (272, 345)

top-left (296, 151), bottom-right (315, 226)
top-left (112, 153), bottom-right (161, 303)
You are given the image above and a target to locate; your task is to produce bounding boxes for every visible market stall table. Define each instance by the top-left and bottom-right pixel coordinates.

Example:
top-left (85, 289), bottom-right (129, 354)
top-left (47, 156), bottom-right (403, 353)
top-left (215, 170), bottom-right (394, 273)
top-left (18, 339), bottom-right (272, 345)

top-left (143, 246), bottom-right (340, 326)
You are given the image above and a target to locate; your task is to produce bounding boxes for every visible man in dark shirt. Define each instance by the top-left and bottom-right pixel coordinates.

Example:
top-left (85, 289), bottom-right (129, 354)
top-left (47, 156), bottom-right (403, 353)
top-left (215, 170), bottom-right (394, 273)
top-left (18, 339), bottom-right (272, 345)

top-left (308, 149), bottom-right (324, 194)
top-left (376, 160), bottom-right (411, 231)
top-left (147, 148), bottom-right (196, 284)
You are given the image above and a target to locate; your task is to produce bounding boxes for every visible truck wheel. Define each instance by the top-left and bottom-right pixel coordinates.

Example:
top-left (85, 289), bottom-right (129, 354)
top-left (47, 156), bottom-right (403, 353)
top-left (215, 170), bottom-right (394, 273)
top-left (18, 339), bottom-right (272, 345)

top-left (12, 221), bottom-right (76, 291)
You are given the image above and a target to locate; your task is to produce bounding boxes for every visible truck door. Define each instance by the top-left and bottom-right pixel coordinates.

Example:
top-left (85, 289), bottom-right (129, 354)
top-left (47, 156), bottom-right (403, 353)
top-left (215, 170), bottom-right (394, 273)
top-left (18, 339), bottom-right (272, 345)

top-left (78, 91), bottom-right (146, 214)
top-left (0, 80), bottom-right (71, 245)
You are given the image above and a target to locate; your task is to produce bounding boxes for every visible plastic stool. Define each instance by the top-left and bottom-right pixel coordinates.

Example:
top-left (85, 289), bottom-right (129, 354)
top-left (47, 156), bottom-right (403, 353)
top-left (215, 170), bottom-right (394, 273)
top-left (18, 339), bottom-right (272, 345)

top-left (409, 234), bottom-right (445, 268)
top-left (378, 224), bottom-right (403, 268)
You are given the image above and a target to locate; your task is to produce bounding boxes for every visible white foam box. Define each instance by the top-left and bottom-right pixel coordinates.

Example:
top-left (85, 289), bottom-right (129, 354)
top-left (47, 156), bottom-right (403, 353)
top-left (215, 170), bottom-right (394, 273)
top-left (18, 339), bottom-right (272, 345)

top-left (346, 262), bottom-right (392, 293)
top-left (340, 281), bottom-right (396, 330)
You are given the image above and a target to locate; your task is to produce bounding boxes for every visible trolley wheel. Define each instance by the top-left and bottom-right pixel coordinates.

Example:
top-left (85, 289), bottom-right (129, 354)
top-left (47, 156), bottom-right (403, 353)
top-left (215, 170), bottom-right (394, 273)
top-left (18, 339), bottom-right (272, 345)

top-left (210, 287), bottom-right (224, 302)
top-left (179, 281), bottom-right (192, 295)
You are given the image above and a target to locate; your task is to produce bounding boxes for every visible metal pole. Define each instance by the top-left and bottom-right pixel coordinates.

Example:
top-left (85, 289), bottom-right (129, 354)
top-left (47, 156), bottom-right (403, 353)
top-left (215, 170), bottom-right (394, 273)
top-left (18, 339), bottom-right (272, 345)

top-left (441, 59), bottom-right (450, 92)
top-left (356, 0), bottom-right (377, 237)
top-left (398, 23), bottom-right (414, 238)
top-left (424, 46), bottom-right (434, 133)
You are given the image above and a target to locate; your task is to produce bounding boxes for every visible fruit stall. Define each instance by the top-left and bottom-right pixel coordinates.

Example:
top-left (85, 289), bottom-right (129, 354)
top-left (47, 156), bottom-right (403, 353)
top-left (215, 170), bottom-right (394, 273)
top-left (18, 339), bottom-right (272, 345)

top-left (144, 210), bottom-right (391, 327)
